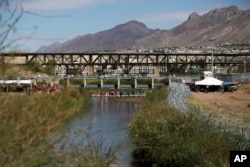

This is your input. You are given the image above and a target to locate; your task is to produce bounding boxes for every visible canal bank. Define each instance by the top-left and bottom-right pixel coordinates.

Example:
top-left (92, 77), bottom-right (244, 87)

top-left (128, 85), bottom-right (250, 166)
top-left (0, 88), bottom-right (90, 167)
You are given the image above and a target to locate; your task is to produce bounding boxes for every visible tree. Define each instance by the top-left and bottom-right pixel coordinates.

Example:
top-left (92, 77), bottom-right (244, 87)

top-left (27, 60), bottom-right (57, 75)
top-left (0, 0), bottom-right (23, 77)
top-left (27, 60), bottom-right (43, 73)
top-left (44, 60), bottom-right (56, 75)
top-left (0, 0), bottom-right (23, 51)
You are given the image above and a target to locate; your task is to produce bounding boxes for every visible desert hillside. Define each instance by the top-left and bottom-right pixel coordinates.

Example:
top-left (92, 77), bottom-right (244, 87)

top-left (36, 5), bottom-right (250, 53)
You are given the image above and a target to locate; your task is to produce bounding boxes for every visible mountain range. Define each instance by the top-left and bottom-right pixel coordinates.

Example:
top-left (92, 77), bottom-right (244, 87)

top-left (36, 5), bottom-right (250, 53)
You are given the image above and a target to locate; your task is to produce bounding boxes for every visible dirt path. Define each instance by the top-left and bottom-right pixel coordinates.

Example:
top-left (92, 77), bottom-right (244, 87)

top-left (191, 90), bottom-right (250, 115)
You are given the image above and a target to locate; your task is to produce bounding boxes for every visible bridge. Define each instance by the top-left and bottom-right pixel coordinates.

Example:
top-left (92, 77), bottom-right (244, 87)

top-left (1, 52), bottom-right (249, 76)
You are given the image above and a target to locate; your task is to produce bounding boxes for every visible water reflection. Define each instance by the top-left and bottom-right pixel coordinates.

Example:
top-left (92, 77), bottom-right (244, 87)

top-left (64, 97), bottom-right (140, 165)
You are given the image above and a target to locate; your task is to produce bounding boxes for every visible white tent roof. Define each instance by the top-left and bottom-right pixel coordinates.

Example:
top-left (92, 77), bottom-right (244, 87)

top-left (0, 79), bottom-right (32, 84)
top-left (195, 77), bottom-right (223, 86)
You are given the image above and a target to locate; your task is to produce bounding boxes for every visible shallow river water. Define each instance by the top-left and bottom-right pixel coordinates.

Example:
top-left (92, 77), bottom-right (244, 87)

top-left (63, 97), bottom-right (140, 166)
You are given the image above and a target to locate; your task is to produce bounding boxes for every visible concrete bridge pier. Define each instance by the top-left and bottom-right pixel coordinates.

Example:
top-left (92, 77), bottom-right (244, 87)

top-left (169, 75), bottom-right (172, 86)
top-left (67, 78), bottom-right (70, 87)
top-left (100, 79), bottom-right (104, 88)
top-left (134, 79), bottom-right (137, 89)
top-left (88, 65), bottom-right (94, 75)
top-left (151, 78), bottom-right (154, 89)
top-left (154, 66), bottom-right (160, 77)
top-left (33, 79), bottom-right (37, 86)
top-left (83, 78), bottom-right (87, 88)
top-left (117, 78), bottom-right (120, 89)
top-left (50, 77), bottom-right (53, 86)
top-left (223, 66), bottom-right (230, 74)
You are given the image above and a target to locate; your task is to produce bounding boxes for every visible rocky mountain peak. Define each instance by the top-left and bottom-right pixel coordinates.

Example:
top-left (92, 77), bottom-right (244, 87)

top-left (188, 12), bottom-right (200, 20)
top-left (118, 20), bottom-right (148, 29)
top-left (171, 5), bottom-right (244, 36)
top-left (36, 5), bottom-right (249, 53)
top-left (112, 20), bottom-right (152, 36)
top-left (205, 5), bottom-right (242, 20)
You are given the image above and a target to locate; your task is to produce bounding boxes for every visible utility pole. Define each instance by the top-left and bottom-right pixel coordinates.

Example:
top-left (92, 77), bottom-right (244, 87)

top-left (209, 38), bottom-right (215, 74)
top-left (243, 59), bottom-right (246, 81)
top-left (244, 59), bottom-right (246, 74)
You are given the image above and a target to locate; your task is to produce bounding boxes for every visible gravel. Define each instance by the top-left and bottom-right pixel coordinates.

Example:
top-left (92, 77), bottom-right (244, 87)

top-left (167, 82), bottom-right (191, 112)
top-left (167, 82), bottom-right (250, 140)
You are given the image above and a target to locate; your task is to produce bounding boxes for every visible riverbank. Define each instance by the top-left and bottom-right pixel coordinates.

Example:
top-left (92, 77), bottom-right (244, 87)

top-left (128, 84), bottom-right (250, 166)
top-left (0, 88), bottom-right (91, 166)
top-left (187, 83), bottom-right (250, 130)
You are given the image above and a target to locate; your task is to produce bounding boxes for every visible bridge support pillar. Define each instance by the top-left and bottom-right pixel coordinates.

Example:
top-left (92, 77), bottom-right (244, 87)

top-left (169, 75), bottom-right (172, 86)
top-left (100, 79), bottom-right (103, 88)
top-left (50, 77), bottom-right (53, 86)
top-left (83, 78), bottom-right (87, 88)
top-left (33, 79), bottom-right (37, 86)
top-left (117, 78), bottom-right (120, 89)
top-left (154, 66), bottom-right (160, 77)
top-left (223, 66), bottom-right (229, 74)
top-left (151, 78), bottom-right (154, 89)
top-left (134, 79), bottom-right (137, 89)
top-left (88, 65), bottom-right (94, 75)
top-left (67, 78), bottom-right (70, 87)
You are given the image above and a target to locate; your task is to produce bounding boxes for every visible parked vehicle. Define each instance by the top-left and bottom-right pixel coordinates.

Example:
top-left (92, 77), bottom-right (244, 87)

top-left (225, 83), bottom-right (237, 92)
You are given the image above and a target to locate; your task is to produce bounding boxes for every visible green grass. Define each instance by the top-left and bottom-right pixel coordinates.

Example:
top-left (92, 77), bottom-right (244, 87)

top-left (0, 88), bottom-right (117, 166)
top-left (129, 88), bottom-right (250, 167)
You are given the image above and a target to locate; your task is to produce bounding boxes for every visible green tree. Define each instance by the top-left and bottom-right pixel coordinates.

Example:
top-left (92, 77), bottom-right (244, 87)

top-left (44, 60), bottom-right (56, 75)
top-left (28, 60), bottom-right (43, 73)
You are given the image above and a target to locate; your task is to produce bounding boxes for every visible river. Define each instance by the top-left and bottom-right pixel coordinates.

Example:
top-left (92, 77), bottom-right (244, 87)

top-left (62, 97), bottom-right (140, 166)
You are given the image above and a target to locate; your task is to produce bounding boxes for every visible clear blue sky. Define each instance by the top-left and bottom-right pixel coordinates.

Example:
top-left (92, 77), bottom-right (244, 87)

top-left (6, 0), bottom-right (250, 51)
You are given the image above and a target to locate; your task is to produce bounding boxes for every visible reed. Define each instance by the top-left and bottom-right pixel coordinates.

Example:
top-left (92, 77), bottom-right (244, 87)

top-left (0, 88), bottom-right (97, 166)
top-left (129, 88), bottom-right (250, 166)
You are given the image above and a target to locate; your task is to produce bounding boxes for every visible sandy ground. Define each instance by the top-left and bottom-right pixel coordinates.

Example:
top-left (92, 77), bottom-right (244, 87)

top-left (190, 89), bottom-right (250, 115)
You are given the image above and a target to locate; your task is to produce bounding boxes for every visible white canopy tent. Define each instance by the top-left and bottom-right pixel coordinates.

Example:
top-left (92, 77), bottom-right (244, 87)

top-left (0, 80), bottom-right (32, 84)
top-left (0, 79), bottom-right (33, 92)
top-left (195, 77), bottom-right (223, 86)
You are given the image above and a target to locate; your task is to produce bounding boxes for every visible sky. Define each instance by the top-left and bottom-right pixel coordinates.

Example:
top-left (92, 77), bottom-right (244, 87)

top-left (3, 0), bottom-right (250, 52)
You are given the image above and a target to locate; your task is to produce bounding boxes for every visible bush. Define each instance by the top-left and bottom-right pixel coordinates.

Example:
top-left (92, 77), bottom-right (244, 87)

top-left (0, 89), bottom-right (91, 166)
top-left (129, 88), bottom-right (249, 166)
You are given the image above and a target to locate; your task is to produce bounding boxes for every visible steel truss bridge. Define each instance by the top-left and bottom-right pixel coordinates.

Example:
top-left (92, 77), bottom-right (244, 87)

top-left (1, 52), bottom-right (249, 76)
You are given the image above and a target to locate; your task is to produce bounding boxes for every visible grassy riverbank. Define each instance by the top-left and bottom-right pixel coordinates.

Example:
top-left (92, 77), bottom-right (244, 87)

top-left (128, 88), bottom-right (250, 166)
top-left (0, 88), bottom-right (92, 166)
